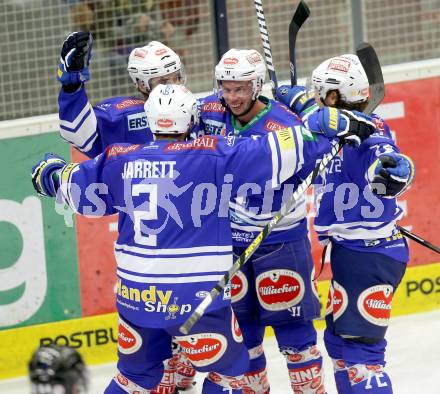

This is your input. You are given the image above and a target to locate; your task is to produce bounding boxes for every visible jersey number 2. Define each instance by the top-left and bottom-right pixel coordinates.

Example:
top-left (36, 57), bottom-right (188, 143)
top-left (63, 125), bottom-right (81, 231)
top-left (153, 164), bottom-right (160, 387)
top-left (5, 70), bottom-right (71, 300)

top-left (133, 184), bottom-right (158, 246)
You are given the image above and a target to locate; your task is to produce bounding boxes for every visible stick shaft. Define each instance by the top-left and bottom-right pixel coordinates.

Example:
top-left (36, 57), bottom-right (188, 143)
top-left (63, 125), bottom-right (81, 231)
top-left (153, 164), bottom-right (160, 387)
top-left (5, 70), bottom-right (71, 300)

top-left (254, 0), bottom-right (278, 95)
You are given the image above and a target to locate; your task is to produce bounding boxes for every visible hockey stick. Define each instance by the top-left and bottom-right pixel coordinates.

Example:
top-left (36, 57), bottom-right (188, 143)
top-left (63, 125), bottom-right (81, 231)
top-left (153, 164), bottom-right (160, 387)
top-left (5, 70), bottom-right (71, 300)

top-left (289, 1), bottom-right (310, 86)
top-left (356, 42), bottom-right (385, 116)
top-left (254, 0), bottom-right (278, 96)
top-left (397, 226), bottom-right (440, 254)
top-left (355, 45), bottom-right (438, 254)
top-left (179, 140), bottom-right (342, 335)
top-left (179, 44), bottom-right (385, 335)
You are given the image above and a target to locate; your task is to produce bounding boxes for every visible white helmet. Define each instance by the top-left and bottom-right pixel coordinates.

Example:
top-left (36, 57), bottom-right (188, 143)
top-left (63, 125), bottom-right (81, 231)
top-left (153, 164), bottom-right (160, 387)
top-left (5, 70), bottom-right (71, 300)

top-left (215, 48), bottom-right (267, 99)
top-left (144, 84), bottom-right (198, 135)
top-left (311, 54), bottom-right (369, 103)
top-left (127, 41), bottom-right (184, 91)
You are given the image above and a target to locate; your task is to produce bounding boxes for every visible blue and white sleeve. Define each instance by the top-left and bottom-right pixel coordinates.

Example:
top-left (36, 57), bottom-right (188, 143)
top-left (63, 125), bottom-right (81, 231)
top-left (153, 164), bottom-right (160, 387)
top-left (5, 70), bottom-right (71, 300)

top-left (58, 85), bottom-right (101, 157)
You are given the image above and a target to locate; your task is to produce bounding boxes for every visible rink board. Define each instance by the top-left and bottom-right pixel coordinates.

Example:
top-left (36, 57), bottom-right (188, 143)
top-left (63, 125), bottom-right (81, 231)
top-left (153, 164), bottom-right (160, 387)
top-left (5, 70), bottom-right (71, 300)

top-left (0, 64), bottom-right (439, 380)
top-left (1, 262), bottom-right (439, 380)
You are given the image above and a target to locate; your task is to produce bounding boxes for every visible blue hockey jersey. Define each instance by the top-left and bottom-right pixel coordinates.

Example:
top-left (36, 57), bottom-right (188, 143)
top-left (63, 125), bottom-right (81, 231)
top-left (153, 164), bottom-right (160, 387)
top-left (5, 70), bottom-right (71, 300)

top-left (308, 111), bottom-right (409, 262)
top-left (56, 130), bottom-right (326, 328)
top-left (58, 86), bottom-right (153, 158)
top-left (197, 94), bottom-right (330, 246)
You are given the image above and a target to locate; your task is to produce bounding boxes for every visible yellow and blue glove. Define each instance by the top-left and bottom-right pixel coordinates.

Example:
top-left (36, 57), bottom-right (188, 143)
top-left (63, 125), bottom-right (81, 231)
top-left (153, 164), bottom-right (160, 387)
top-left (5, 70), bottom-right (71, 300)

top-left (31, 153), bottom-right (66, 197)
top-left (306, 107), bottom-right (376, 146)
top-left (275, 85), bottom-right (316, 115)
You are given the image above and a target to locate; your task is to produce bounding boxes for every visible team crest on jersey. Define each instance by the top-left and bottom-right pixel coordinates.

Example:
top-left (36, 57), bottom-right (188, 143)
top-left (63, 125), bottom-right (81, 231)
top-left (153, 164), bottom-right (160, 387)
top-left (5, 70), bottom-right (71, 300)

top-left (326, 281), bottom-right (348, 320)
top-left (256, 269), bottom-right (305, 311)
top-left (357, 285), bottom-right (393, 326)
top-left (264, 119), bottom-right (288, 132)
top-left (231, 311), bottom-right (243, 343)
top-left (231, 271), bottom-right (248, 303)
top-left (118, 319), bottom-right (142, 354)
top-left (116, 99), bottom-right (145, 110)
top-left (175, 333), bottom-right (227, 367)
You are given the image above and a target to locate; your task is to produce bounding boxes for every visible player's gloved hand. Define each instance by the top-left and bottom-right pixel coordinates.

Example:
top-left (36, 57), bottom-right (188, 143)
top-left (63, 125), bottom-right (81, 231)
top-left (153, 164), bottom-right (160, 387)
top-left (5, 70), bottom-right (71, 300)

top-left (368, 153), bottom-right (415, 197)
top-left (57, 31), bottom-right (93, 87)
top-left (275, 85), bottom-right (316, 114)
top-left (31, 153), bottom-right (66, 197)
top-left (309, 107), bottom-right (376, 146)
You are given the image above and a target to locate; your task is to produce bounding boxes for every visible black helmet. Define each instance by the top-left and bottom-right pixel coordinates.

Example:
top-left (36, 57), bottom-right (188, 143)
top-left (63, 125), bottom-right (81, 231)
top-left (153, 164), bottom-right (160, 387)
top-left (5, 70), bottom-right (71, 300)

top-left (28, 344), bottom-right (89, 394)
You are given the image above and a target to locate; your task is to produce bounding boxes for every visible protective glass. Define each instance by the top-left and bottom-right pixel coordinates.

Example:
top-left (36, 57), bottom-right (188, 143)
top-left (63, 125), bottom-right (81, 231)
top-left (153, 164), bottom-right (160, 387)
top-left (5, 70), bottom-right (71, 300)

top-left (149, 67), bottom-right (186, 90)
top-left (214, 80), bottom-right (254, 100)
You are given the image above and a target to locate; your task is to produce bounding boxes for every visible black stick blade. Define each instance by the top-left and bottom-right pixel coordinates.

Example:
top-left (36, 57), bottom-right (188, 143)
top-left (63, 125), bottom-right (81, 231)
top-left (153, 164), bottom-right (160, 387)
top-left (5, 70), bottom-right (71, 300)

top-left (292, 0), bottom-right (310, 27)
top-left (289, 1), bottom-right (310, 86)
top-left (356, 42), bottom-right (385, 115)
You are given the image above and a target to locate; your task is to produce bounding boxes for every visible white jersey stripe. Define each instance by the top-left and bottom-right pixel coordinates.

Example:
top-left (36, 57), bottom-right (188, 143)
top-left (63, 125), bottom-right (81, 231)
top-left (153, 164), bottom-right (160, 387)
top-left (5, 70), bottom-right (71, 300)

top-left (115, 243), bottom-right (232, 256)
top-left (268, 133), bottom-right (279, 188)
top-left (229, 197), bottom-right (306, 221)
top-left (295, 125), bottom-right (305, 171)
top-left (117, 270), bottom-right (224, 284)
top-left (115, 252), bottom-right (232, 275)
top-left (59, 105), bottom-right (98, 151)
top-left (231, 221), bottom-right (302, 232)
top-left (59, 102), bottom-right (93, 129)
top-left (314, 219), bottom-right (400, 240)
top-left (275, 127), bottom-right (298, 184)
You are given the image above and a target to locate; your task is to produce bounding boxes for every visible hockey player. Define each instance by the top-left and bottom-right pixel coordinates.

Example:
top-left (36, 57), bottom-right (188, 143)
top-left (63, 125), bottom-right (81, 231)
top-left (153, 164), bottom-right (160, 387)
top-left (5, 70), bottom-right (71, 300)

top-left (56, 32), bottom-right (374, 393)
top-left (194, 48), bottom-right (375, 393)
top-left (275, 54), bottom-right (416, 393)
top-left (29, 344), bottom-right (89, 394)
top-left (31, 84), bottom-right (358, 393)
top-left (57, 32), bottom-right (184, 158)
top-left (57, 31), bottom-right (195, 393)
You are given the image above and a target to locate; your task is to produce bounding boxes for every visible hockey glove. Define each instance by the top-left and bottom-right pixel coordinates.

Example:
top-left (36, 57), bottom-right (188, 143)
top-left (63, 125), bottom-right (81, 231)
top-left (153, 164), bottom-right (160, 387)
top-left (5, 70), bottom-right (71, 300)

top-left (275, 85), bottom-right (316, 115)
top-left (31, 153), bottom-right (66, 197)
top-left (57, 31), bottom-right (93, 87)
top-left (368, 153), bottom-right (415, 197)
top-left (308, 107), bottom-right (375, 147)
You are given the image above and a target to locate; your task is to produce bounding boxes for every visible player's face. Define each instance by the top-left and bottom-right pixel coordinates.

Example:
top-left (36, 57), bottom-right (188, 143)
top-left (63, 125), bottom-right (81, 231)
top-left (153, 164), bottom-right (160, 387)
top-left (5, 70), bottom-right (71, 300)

top-left (149, 71), bottom-right (183, 90)
top-left (221, 80), bottom-right (255, 116)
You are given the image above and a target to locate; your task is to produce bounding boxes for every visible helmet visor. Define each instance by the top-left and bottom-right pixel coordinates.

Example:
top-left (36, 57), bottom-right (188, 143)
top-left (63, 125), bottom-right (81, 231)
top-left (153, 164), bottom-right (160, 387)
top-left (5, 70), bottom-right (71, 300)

top-left (149, 68), bottom-right (186, 91)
